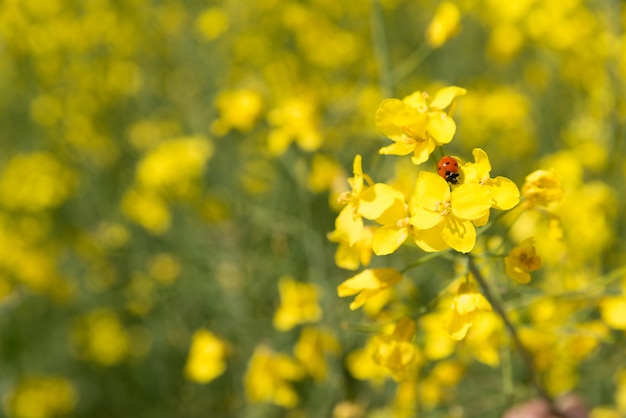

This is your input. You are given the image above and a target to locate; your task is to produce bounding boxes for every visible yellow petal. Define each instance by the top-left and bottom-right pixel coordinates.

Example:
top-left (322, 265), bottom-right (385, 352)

top-left (429, 86), bottom-right (467, 110)
top-left (412, 223), bottom-right (450, 252)
top-left (409, 206), bottom-right (443, 230)
top-left (471, 148), bottom-right (491, 179)
top-left (599, 297), bottom-right (626, 330)
top-left (441, 216), bottom-right (476, 253)
top-left (337, 268), bottom-right (402, 296)
top-left (448, 310), bottom-right (476, 340)
top-left (415, 171), bottom-right (450, 208)
top-left (427, 113), bottom-right (456, 144)
top-left (379, 141), bottom-right (415, 156)
top-left (351, 154), bottom-right (364, 193)
top-left (450, 183), bottom-right (491, 220)
top-left (486, 176), bottom-right (520, 210)
top-left (335, 205), bottom-right (363, 246)
top-left (358, 184), bottom-right (405, 220)
top-left (372, 225), bottom-right (408, 255)
top-left (411, 138), bottom-right (436, 164)
top-left (375, 99), bottom-right (410, 140)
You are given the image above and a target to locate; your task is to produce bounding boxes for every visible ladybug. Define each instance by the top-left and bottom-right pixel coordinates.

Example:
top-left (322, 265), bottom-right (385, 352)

top-left (437, 156), bottom-right (460, 184)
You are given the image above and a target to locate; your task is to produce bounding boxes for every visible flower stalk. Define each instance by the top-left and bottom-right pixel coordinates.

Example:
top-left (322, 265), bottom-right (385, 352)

top-left (466, 254), bottom-right (561, 416)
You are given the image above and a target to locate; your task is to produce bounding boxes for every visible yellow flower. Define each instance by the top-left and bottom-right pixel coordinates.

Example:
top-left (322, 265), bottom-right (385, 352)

top-left (184, 329), bottom-right (228, 384)
top-left (345, 338), bottom-right (389, 385)
top-left (121, 188), bottom-right (171, 235)
top-left (447, 281), bottom-right (492, 340)
top-left (337, 268), bottom-right (403, 310)
top-left (195, 7), bottom-right (229, 42)
top-left (375, 86), bottom-right (466, 164)
top-left (267, 98), bottom-right (321, 155)
top-left (505, 237), bottom-right (542, 284)
top-left (599, 296), bottom-right (626, 330)
top-left (409, 171), bottom-right (491, 253)
top-left (72, 309), bottom-right (130, 366)
top-left (211, 89), bottom-right (263, 135)
top-left (135, 136), bottom-right (214, 198)
top-left (335, 155), bottom-right (399, 247)
top-left (425, 2), bottom-right (461, 48)
top-left (294, 327), bottom-right (340, 382)
top-left (0, 152), bottom-right (77, 212)
top-left (244, 345), bottom-right (306, 408)
top-left (273, 276), bottom-right (322, 331)
top-left (521, 169), bottom-right (564, 207)
top-left (4, 375), bottom-right (77, 418)
top-left (367, 186), bottom-right (410, 256)
top-left (371, 317), bottom-right (421, 381)
top-left (461, 148), bottom-right (520, 212)
top-left (327, 225), bottom-right (374, 271)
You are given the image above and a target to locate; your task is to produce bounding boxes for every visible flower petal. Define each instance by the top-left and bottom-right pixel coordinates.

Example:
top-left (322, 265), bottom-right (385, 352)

top-left (441, 216), bottom-right (476, 253)
top-left (450, 183), bottom-right (491, 220)
top-left (379, 141), bottom-right (415, 156)
top-left (486, 176), bottom-right (520, 210)
top-left (429, 86), bottom-right (467, 110)
top-left (372, 225), bottom-right (408, 255)
top-left (335, 204), bottom-right (363, 246)
top-left (359, 183), bottom-right (405, 220)
top-left (427, 113), bottom-right (456, 144)
top-left (412, 223), bottom-right (450, 252)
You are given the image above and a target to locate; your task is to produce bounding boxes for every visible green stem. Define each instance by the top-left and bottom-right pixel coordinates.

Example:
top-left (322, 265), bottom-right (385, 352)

top-left (466, 254), bottom-right (561, 415)
top-left (370, 0), bottom-right (393, 97)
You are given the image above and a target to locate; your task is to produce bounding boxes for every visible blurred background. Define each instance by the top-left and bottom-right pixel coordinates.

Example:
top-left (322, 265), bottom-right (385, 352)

top-left (0, 0), bottom-right (624, 417)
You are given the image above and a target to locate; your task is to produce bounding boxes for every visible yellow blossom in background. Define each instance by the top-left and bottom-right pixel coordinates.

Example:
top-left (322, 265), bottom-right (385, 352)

top-left (135, 136), bottom-right (214, 198)
top-left (521, 169), bottom-right (564, 208)
top-left (72, 309), bottom-right (130, 366)
top-left (425, 2), bottom-right (461, 48)
top-left (148, 252), bottom-right (180, 284)
top-left (195, 7), bottom-right (229, 41)
top-left (4, 375), bottom-right (77, 418)
top-left (419, 309), bottom-right (456, 360)
top-left (244, 345), bottom-right (306, 408)
top-left (371, 317), bottom-right (421, 381)
top-left (121, 188), bottom-right (171, 234)
top-left (409, 171), bottom-right (491, 253)
top-left (211, 89), bottom-right (263, 136)
top-left (327, 225), bottom-right (374, 271)
top-left (294, 327), bottom-right (341, 381)
top-left (345, 337), bottom-right (391, 386)
top-left (599, 296), bottom-right (626, 330)
top-left (0, 152), bottom-right (76, 212)
top-left (505, 237), bottom-right (542, 284)
top-left (267, 98), bottom-right (322, 155)
top-left (273, 276), bottom-right (322, 331)
top-left (184, 328), bottom-right (228, 384)
top-left (337, 268), bottom-right (402, 310)
top-left (447, 281), bottom-right (492, 340)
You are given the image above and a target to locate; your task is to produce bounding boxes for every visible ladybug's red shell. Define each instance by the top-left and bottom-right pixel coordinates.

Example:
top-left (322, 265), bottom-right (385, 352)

top-left (437, 156), bottom-right (460, 184)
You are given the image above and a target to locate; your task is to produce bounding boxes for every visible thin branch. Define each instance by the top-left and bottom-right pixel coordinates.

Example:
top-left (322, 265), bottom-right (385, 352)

top-left (466, 254), bottom-right (562, 416)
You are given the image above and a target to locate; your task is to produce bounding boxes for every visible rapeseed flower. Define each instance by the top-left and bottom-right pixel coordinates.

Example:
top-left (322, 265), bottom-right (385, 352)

top-left (505, 237), bottom-right (542, 284)
top-left (375, 86), bottom-right (466, 164)
top-left (371, 317), bottom-right (421, 381)
top-left (337, 268), bottom-right (403, 310)
top-left (273, 276), bottom-right (322, 331)
top-left (184, 329), bottom-right (228, 384)
top-left (335, 155), bottom-right (400, 247)
top-left (409, 172), bottom-right (491, 253)
top-left (461, 148), bottom-right (520, 211)
top-left (522, 169), bottom-right (563, 207)
top-left (425, 2), bottom-right (461, 48)
top-left (244, 345), bottom-right (305, 408)
top-left (4, 375), bottom-right (77, 418)
top-left (293, 327), bottom-right (340, 382)
top-left (447, 281), bottom-right (492, 340)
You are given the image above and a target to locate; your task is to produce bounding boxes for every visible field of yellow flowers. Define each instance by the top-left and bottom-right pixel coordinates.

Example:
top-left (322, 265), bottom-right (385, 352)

top-left (0, 1), bottom-right (625, 417)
